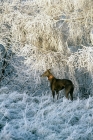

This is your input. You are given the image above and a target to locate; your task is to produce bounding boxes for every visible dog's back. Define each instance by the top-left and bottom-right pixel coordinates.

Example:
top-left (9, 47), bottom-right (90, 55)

top-left (55, 79), bottom-right (73, 86)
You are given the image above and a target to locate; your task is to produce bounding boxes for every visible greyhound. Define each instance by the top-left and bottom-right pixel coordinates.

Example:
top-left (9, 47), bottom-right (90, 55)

top-left (40, 69), bottom-right (74, 100)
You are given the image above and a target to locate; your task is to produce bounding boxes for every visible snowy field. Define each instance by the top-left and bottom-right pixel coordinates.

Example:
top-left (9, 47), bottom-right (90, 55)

top-left (0, 87), bottom-right (93, 140)
top-left (0, 0), bottom-right (93, 140)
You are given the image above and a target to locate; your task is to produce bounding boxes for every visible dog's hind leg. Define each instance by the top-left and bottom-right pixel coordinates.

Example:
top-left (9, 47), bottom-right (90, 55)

top-left (65, 85), bottom-right (71, 100)
top-left (70, 88), bottom-right (74, 101)
top-left (56, 91), bottom-right (59, 100)
top-left (70, 92), bottom-right (73, 101)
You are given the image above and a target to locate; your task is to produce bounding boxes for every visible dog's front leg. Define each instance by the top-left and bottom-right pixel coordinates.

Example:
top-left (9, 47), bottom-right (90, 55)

top-left (52, 90), bottom-right (55, 100)
top-left (56, 91), bottom-right (59, 100)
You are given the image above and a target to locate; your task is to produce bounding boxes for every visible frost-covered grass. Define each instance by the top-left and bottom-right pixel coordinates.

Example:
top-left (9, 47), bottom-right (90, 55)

top-left (0, 0), bottom-right (93, 140)
top-left (0, 87), bottom-right (93, 140)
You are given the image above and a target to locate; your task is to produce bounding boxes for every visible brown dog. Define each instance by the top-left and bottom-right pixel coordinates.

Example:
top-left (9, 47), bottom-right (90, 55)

top-left (41, 69), bottom-right (74, 100)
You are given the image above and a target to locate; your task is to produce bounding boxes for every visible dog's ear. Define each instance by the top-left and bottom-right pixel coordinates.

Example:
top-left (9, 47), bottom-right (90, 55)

top-left (48, 69), bottom-right (51, 72)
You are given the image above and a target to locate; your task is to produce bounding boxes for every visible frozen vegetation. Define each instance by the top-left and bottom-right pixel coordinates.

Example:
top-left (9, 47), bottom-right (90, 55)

top-left (0, 0), bottom-right (93, 139)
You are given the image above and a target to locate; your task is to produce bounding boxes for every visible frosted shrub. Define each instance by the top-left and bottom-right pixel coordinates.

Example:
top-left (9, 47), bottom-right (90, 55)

top-left (68, 46), bottom-right (93, 97)
top-left (1, 0), bottom-right (93, 48)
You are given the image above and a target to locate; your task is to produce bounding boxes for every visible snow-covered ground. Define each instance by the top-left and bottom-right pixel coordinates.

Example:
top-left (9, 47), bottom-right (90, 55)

top-left (0, 0), bottom-right (93, 140)
top-left (0, 86), bottom-right (93, 140)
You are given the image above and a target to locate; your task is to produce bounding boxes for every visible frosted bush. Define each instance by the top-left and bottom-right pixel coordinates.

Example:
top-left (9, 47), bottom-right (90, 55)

top-left (68, 46), bottom-right (93, 97)
top-left (1, 0), bottom-right (93, 48)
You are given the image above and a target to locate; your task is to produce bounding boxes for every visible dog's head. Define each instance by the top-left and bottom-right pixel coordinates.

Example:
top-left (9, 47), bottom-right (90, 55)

top-left (40, 69), bottom-right (51, 77)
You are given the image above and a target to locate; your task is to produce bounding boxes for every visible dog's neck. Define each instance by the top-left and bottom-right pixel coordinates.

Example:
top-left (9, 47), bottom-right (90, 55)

top-left (48, 75), bottom-right (54, 80)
